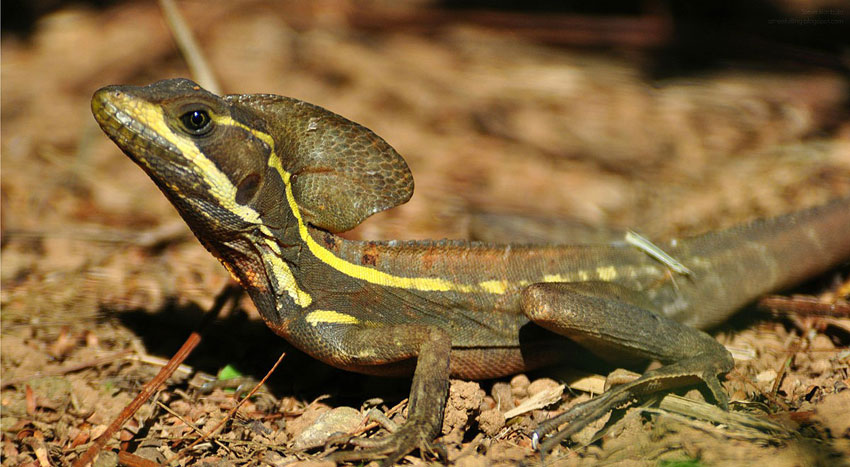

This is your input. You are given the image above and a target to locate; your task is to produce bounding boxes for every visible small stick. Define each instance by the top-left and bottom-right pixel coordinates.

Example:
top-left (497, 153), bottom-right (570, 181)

top-left (158, 0), bottom-right (221, 94)
top-left (759, 295), bottom-right (850, 317)
top-left (625, 230), bottom-right (692, 276)
top-left (72, 284), bottom-right (241, 467)
top-left (116, 451), bottom-right (160, 467)
top-left (770, 337), bottom-right (803, 401)
top-left (155, 400), bottom-right (232, 455)
top-left (165, 351), bottom-right (286, 464)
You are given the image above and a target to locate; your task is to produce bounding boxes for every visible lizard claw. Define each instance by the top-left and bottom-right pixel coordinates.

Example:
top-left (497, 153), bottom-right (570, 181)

top-left (325, 420), bottom-right (438, 466)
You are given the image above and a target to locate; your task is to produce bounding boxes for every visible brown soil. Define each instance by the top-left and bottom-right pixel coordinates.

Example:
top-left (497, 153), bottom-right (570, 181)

top-left (2, 1), bottom-right (850, 466)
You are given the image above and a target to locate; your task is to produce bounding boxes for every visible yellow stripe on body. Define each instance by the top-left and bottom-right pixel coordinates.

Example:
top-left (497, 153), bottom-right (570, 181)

top-left (212, 115), bottom-right (630, 296)
top-left (306, 309), bottom-right (360, 326)
top-left (261, 237), bottom-right (313, 307)
top-left (223, 111), bottom-right (481, 294)
top-left (274, 155), bottom-right (604, 294)
top-left (478, 279), bottom-right (508, 294)
top-left (596, 265), bottom-right (618, 281)
top-left (479, 279), bottom-right (533, 294)
top-left (280, 170), bottom-right (481, 293)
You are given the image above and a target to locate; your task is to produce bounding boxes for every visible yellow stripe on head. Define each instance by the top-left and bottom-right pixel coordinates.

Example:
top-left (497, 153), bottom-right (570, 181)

top-left (117, 97), bottom-right (263, 225)
top-left (110, 95), bottom-right (315, 307)
top-left (210, 114), bottom-right (276, 148)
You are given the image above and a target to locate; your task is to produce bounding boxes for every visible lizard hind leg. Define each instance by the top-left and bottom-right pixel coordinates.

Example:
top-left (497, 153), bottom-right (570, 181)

top-left (323, 325), bottom-right (452, 466)
top-left (520, 282), bottom-right (734, 451)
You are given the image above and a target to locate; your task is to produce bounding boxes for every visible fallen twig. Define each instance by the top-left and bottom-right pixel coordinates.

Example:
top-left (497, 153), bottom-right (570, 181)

top-left (72, 284), bottom-right (241, 467)
top-left (166, 350), bottom-right (286, 464)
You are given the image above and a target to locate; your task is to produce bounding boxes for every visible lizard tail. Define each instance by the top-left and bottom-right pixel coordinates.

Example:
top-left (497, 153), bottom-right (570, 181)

top-left (674, 197), bottom-right (850, 329)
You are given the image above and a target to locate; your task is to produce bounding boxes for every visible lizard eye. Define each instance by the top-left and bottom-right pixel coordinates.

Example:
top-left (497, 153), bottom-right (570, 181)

top-left (180, 110), bottom-right (212, 135)
top-left (235, 173), bottom-right (261, 205)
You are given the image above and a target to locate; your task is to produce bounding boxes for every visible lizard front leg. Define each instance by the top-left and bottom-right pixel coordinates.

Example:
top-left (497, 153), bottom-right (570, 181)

top-left (315, 323), bottom-right (452, 466)
top-left (521, 281), bottom-right (734, 452)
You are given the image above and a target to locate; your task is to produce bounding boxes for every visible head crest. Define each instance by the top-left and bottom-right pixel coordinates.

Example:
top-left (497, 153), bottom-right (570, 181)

top-left (229, 94), bottom-right (413, 233)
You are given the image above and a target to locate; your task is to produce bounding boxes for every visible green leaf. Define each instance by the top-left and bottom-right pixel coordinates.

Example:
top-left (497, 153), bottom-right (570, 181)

top-left (217, 364), bottom-right (242, 381)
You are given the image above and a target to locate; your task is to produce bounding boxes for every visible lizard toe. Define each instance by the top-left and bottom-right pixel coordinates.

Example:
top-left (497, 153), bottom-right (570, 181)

top-left (326, 421), bottom-right (438, 466)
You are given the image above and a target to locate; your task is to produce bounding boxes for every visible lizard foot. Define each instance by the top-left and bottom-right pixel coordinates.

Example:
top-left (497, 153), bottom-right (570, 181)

top-left (532, 357), bottom-right (732, 454)
top-left (326, 421), bottom-right (443, 466)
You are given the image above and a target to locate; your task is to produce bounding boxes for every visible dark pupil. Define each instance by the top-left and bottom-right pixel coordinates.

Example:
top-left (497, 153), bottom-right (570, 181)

top-left (181, 110), bottom-right (209, 131)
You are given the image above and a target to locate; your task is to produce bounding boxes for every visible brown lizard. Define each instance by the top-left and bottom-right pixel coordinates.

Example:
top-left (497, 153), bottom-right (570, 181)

top-left (91, 78), bottom-right (850, 464)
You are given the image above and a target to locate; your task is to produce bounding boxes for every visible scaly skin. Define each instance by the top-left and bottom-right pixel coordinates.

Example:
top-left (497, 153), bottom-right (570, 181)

top-left (92, 78), bottom-right (850, 465)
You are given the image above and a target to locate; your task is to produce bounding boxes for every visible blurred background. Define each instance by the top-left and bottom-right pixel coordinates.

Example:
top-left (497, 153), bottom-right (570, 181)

top-left (2, 1), bottom-right (849, 465)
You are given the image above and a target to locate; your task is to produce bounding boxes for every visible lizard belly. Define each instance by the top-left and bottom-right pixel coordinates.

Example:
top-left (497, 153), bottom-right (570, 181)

top-left (449, 329), bottom-right (575, 379)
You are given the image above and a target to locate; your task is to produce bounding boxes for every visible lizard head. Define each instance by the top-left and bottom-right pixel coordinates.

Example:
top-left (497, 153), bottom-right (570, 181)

top-left (91, 78), bottom-right (413, 243)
